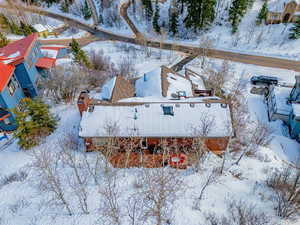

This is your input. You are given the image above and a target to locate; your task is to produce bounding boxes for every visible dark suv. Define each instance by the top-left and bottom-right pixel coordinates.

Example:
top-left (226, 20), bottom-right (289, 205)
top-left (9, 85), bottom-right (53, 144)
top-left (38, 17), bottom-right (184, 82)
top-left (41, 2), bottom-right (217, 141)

top-left (250, 76), bottom-right (278, 86)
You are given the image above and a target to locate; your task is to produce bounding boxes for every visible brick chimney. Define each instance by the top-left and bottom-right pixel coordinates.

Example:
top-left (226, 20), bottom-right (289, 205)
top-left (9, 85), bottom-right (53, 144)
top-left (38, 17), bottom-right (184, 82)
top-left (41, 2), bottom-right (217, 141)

top-left (77, 91), bottom-right (91, 116)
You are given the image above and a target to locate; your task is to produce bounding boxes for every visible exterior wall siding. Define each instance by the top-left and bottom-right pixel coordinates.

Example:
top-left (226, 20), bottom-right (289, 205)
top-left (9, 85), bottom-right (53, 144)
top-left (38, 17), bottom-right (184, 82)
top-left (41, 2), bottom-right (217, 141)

top-left (57, 48), bottom-right (68, 58)
top-left (0, 75), bottom-right (25, 109)
top-left (13, 41), bottom-right (43, 98)
top-left (14, 63), bottom-right (38, 97)
top-left (83, 136), bottom-right (229, 168)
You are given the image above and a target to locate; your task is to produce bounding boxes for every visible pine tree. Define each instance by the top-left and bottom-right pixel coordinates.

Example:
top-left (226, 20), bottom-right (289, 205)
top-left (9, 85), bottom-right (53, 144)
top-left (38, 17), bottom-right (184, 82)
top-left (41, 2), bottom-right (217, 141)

top-left (13, 98), bottom-right (58, 149)
top-left (229, 0), bottom-right (248, 33)
top-left (0, 32), bottom-right (9, 47)
top-left (82, 0), bottom-right (92, 20)
top-left (142, 0), bottom-right (153, 21)
top-left (152, 0), bottom-right (161, 33)
top-left (169, 7), bottom-right (179, 36)
top-left (70, 38), bottom-right (91, 68)
top-left (29, 24), bottom-right (37, 33)
top-left (20, 22), bottom-right (34, 36)
top-left (256, 1), bottom-right (268, 25)
top-left (9, 20), bottom-right (22, 35)
top-left (289, 17), bottom-right (300, 39)
top-left (60, 0), bottom-right (70, 13)
top-left (183, 0), bottom-right (217, 31)
top-left (70, 38), bottom-right (80, 55)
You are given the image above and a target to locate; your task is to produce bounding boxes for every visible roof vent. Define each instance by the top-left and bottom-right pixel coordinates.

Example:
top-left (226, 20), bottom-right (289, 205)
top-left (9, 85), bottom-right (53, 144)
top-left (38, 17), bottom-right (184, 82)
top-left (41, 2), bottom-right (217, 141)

top-left (162, 106), bottom-right (174, 116)
top-left (221, 103), bottom-right (228, 108)
top-left (190, 103), bottom-right (195, 108)
top-left (205, 103), bottom-right (211, 108)
top-left (175, 103), bottom-right (180, 108)
top-left (145, 104), bottom-right (150, 108)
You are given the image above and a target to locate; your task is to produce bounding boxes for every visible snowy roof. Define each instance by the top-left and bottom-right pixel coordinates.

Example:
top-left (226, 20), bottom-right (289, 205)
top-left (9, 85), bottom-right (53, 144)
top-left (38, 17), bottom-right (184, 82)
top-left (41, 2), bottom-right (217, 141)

top-left (135, 68), bottom-right (162, 98)
top-left (0, 34), bottom-right (38, 66)
top-left (292, 103), bottom-right (300, 117)
top-left (33, 24), bottom-right (47, 32)
top-left (166, 72), bottom-right (193, 98)
top-left (134, 66), bottom-right (205, 99)
top-left (274, 86), bottom-right (293, 115)
top-left (268, 0), bottom-right (300, 12)
top-left (0, 51), bottom-right (20, 64)
top-left (100, 77), bottom-right (116, 100)
top-left (188, 73), bottom-right (206, 90)
top-left (79, 102), bottom-right (232, 138)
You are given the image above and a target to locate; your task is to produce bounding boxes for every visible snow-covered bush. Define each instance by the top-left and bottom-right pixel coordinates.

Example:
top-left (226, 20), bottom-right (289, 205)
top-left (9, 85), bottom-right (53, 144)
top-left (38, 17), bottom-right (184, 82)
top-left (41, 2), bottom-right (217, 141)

top-left (204, 199), bottom-right (273, 225)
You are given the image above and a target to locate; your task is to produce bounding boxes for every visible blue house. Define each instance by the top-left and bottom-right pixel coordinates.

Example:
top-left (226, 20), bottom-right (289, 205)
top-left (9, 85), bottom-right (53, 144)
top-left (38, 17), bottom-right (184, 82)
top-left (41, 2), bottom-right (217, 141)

top-left (0, 33), bottom-right (54, 131)
top-left (288, 76), bottom-right (300, 142)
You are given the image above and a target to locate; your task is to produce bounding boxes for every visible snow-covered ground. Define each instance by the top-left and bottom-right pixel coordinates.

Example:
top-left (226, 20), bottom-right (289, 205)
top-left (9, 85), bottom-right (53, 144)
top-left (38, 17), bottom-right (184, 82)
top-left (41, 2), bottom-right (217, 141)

top-left (112, 0), bottom-right (300, 60)
top-left (82, 41), bottom-right (183, 75)
top-left (186, 57), bottom-right (300, 167)
top-left (16, 0), bottom-right (300, 60)
top-left (1, 1), bottom-right (300, 220)
top-left (0, 40), bottom-right (300, 224)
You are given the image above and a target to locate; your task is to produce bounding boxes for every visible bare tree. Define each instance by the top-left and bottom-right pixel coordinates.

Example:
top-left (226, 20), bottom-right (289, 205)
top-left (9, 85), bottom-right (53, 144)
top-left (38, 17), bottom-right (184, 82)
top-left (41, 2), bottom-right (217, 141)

top-left (117, 56), bottom-right (138, 79)
top-left (190, 113), bottom-right (215, 172)
top-left (89, 49), bottom-right (115, 72)
top-left (204, 61), bottom-right (230, 97)
top-left (98, 171), bottom-right (122, 225)
top-left (126, 194), bottom-right (147, 225)
top-left (31, 148), bottom-right (73, 216)
top-left (198, 36), bottom-right (214, 69)
top-left (60, 134), bottom-right (90, 214)
top-left (139, 168), bottom-right (184, 225)
top-left (220, 76), bottom-right (248, 173)
top-left (43, 65), bottom-right (84, 103)
top-left (194, 167), bottom-right (219, 210)
top-left (204, 199), bottom-right (274, 225)
top-left (266, 165), bottom-right (300, 219)
top-left (233, 118), bottom-right (273, 165)
top-left (104, 4), bottom-right (122, 28)
top-left (82, 151), bottom-right (104, 185)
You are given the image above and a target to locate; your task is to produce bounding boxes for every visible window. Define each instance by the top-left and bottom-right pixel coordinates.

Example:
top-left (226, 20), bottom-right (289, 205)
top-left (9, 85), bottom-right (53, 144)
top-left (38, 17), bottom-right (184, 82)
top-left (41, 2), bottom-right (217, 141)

top-left (92, 138), bottom-right (108, 146)
top-left (140, 138), bottom-right (148, 149)
top-left (7, 80), bottom-right (16, 96)
top-left (32, 50), bottom-right (36, 60)
top-left (162, 106), bottom-right (174, 116)
top-left (7, 75), bottom-right (19, 96)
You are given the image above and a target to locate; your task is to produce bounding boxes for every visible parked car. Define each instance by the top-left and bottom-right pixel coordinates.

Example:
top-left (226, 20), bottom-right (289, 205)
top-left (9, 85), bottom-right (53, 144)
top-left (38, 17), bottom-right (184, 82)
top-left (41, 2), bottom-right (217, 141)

top-left (250, 76), bottom-right (279, 86)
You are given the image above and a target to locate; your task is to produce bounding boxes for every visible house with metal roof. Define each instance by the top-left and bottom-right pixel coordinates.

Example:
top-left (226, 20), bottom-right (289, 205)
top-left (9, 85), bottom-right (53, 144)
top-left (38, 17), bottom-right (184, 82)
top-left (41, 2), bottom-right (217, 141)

top-left (0, 33), bottom-right (56, 131)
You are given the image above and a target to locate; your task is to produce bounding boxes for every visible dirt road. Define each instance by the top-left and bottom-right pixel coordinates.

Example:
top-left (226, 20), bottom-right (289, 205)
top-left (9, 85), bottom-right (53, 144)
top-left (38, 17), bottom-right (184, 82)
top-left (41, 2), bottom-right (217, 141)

top-left (1, 3), bottom-right (300, 72)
